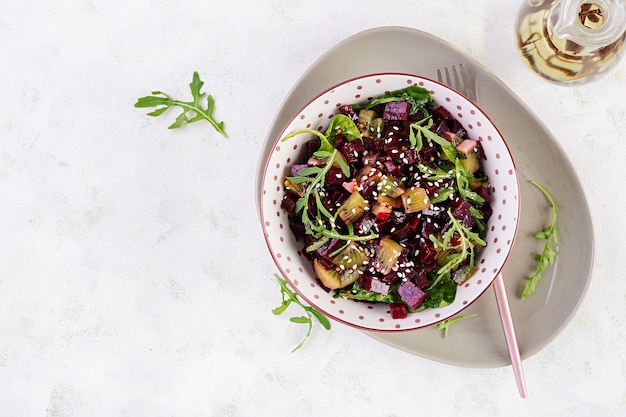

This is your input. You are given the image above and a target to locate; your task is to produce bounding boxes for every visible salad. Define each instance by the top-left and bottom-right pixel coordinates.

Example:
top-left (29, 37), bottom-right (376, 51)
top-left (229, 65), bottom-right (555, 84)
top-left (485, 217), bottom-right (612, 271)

top-left (279, 85), bottom-right (493, 319)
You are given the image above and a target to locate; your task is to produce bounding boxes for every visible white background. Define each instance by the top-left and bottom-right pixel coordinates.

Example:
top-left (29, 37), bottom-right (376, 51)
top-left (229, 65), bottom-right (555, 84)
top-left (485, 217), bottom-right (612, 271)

top-left (1, 1), bottom-right (624, 416)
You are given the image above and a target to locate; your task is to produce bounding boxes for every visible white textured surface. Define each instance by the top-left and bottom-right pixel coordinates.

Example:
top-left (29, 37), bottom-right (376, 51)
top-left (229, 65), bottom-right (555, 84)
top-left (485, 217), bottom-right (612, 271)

top-left (0, 1), bottom-right (624, 416)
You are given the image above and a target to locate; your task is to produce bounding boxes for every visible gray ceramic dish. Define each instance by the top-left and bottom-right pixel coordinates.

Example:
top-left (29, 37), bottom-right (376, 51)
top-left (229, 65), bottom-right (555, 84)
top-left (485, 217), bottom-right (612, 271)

top-left (256, 26), bottom-right (595, 368)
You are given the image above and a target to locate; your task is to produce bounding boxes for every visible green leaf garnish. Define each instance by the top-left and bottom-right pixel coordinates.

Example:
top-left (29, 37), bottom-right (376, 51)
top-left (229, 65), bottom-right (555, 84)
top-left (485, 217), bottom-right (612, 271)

top-left (325, 114), bottom-right (363, 143)
top-left (430, 208), bottom-right (486, 280)
top-left (134, 71), bottom-right (227, 138)
top-left (361, 85), bottom-right (434, 115)
top-left (436, 313), bottom-right (478, 338)
top-left (522, 180), bottom-right (558, 299)
top-left (282, 127), bottom-right (378, 245)
top-left (272, 274), bottom-right (331, 352)
top-left (411, 121), bottom-right (484, 205)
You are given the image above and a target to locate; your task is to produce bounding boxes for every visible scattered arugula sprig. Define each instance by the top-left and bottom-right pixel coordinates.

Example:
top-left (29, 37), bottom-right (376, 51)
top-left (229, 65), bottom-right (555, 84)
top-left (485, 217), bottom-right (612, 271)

top-left (134, 71), bottom-right (227, 138)
top-left (272, 274), bottom-right (331, 352)
top-left (436, 313), bottom-right (478, 338)
top-left (522, 180), bottom-right (558, 299)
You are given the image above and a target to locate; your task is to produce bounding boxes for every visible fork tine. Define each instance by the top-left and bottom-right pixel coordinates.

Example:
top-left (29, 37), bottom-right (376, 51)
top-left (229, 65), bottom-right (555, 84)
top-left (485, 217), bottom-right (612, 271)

top-left (459, 64), bottom-right (477, 103)
top-left (452, 65), bottom-right (462, 94)
top-left (437, 64), bottom-right (477, 103)
top-left (445, 67), bottom-right (453, 89)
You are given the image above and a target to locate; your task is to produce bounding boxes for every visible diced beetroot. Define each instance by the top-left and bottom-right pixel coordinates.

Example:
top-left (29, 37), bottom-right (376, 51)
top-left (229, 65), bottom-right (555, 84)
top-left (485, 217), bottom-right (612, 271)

top-left (315, 256), bottom-right (335, 271)
top-left (410, 267), bottom-right (429, 288)
top-left (449, 119), bottom-right (467, 138)
top-left (288, 218), bottom-right (306, 239)
top-left (280, 193), bottom-right (299, 214)
top-left (354, 211), bottom-right (377, 235)
top-left (315, 238), bottom-right (344, 261)
top-left (362, 136), bottom-right (376, 151)
top-left (326, 166), bottom-right (347, 186)
top-left (398, 281), bottom-right (427, 310)
top-left (360, 275), bottom-right (391, 296)
top-left (305, 140), bottom-right (320, 159)
top-left (398, 148), bottom-right (420, 165)
top-left (383, 159), bottom-right (402, 177)
top-left (383, 101), bottom-right (410, 121)
top-left (418, 239), bottom-right (437, 266)
top-left (389, 209), bottom-right (407, 224)
top-left (450, 198), bottom-right (474, 228)
top-left (419, 141), bottom-right (439, 161)
top-left (383, 120), bottom-right (411, 143)
top-left (475, 185), bottom-right (492, 203)
top-left (408, 215), bottom-right (421, 232)
top-left (340, 139), bottom-right (365, 164)
top-left (338, 104), bottom-right (357, 120)
top-left (480, 202), bottom-right (493, 220)
top-left (389, 303), bottom-right (408, 319)
top-left (390, 220), bottom-right (412, 242)
top-left (420, 220), bottom-right (436, 240)
top-left (382, 135), bottom-right (402, 156)
top-left (332, 135), bottom-right (347, 151)
top-left (323, 188), bottom-right (349, 211)
top-left (381, 270), bottom-right (401, 284)
top-left (432, 105), bottom-right (452, 121)
top-left (409, 110), bottom-right (427, 122)
top-left (433, 118), bottom-right (450, 136)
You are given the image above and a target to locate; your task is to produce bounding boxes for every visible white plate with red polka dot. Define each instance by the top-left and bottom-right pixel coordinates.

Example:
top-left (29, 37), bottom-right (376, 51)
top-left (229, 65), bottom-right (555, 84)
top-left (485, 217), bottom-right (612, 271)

top-left (259, 72), bottom-right (520, 332)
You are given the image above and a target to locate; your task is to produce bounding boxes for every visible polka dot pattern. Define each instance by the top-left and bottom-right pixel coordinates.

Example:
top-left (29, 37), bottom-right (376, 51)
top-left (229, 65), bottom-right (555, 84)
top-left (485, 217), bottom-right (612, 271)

top-left (259, 73), bottom-right (520, 332)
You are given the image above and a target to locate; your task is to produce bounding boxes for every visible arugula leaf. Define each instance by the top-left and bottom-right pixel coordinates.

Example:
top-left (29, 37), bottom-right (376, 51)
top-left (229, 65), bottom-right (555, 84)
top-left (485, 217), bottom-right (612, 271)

top-left (362, 85), bottom-right (434, 114)
top-left (412, 122), bottom-right (484, 205)
top-left (282, 130), bottom-right (378, 245)
top-left (272, 274), bottom-right (331, 352)
top-left (522, 181), bottom-right (558, 299)
top-left (134, 71), bottom-right (227, 138)
top-left (430, 208), bottom-right (486, 280)
top-left (436, 313), bottom-right (478, 338)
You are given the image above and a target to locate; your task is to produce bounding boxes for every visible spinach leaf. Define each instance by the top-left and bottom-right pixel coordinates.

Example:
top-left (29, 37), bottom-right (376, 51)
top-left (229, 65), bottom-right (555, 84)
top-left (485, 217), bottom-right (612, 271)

top-left (325, 114), bottom-right (363, 142)
top-left (422, 279), bottom-right (457, 309)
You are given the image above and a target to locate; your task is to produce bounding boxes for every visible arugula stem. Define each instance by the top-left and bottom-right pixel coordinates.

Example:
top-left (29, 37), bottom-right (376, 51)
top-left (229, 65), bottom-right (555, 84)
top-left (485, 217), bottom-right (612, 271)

top-left (171, 100), bottom-right (227, 138)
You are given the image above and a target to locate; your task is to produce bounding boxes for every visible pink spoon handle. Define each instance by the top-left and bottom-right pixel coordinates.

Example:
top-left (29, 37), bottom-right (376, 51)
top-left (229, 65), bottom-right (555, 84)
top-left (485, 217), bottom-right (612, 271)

top-left (493, 273), bottom-right (527, 398)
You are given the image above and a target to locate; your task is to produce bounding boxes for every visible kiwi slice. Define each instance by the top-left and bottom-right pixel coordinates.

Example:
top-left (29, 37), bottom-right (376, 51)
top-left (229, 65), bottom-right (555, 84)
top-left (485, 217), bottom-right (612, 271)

top-left (332, 242), bottom-right (369, 270)
top-left (373, 237), bottom-right (403, 275)
top-left (460, 152), bottom-right (480, 173)
top-left (377, 175), bottom-right (405, 198)
top-left (313, 259), bottom-right (360, 290)
top-left (402, 187), bottom-right (431, 213)
top-left (337, 191), bottom-right (369, 225)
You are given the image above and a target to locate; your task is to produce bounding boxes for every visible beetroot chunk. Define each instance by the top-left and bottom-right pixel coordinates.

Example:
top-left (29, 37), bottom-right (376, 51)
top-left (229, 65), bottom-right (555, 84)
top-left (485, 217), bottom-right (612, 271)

top-left (384, 101), bottom-right (411, 121)
top-left (359, 275), bottom-right (391, 296)
top-left (389, 303), bottom-right (408, 319)
top-left (398, 280), bottom-right (427, 310)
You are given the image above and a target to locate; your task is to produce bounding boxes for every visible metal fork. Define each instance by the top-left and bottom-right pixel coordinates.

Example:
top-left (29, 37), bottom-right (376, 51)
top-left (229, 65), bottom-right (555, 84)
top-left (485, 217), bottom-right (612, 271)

top-left (437, 64), bottom-right (528, 399)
